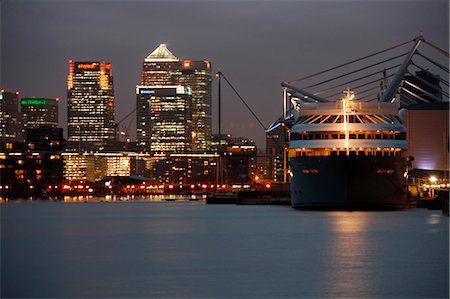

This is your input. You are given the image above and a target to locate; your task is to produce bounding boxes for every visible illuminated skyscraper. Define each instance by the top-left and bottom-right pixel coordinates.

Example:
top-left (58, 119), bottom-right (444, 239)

top-left (0, 89), bottom-right (21, 143)
top-left (136, 85), bottom-right (192, 153)
top-left (67, 61), bottom-right (115, 149)
top-left (172, 60), bottom-right (212, 150)
top-left (141, 44), bottom-right (179, 86)
top-left (140, 44), bottom-right (212, 151)
top-left (21, 98), bottom-right (59, 131)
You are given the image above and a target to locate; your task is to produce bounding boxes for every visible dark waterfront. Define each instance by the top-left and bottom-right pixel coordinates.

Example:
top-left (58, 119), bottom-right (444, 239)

top-left (1, 201), bottom-right (449, 298)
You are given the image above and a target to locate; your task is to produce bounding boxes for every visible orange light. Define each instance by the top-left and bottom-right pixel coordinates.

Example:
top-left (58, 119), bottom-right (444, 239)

top-left (255, 176), bottom-right (259, 181)
top-left (201, 184), bottom-right (207, 188)
top-left (204, 60), bottom-right (210, 70)
top-left (183, 61), bottom-right (191, 68)
top-left (77, 62), bottom-right (98, 69)
top-left (210, 184), bottom-right (214, 188)
top-left (63, 185), bottom-right (71, 190)
top-left (265, 184), bottom-right (271, 189)
top-left (190, 184), bottom-right (195, 189)
top-left (169, 185), bottom-right (174, 189)
top-left (55, 97), bottom-right (60, 102)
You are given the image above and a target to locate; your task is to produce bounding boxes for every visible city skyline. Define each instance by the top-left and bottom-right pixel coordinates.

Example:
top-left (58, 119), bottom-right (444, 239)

top-left (1, 0), bottom-right (448, 149)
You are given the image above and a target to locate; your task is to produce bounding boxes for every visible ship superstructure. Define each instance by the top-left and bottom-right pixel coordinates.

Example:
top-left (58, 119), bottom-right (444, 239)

top-left (287, 90), bottom-right (408, 209)
top-left (267, 35), bottom-right (449, 209)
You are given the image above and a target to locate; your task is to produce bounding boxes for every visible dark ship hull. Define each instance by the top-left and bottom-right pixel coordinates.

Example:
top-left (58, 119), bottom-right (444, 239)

top-left (289, 156), bottom-right (408, 210)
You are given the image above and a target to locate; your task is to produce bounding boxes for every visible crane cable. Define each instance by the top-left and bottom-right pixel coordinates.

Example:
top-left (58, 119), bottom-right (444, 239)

top-left (218, 71), bottom-right (267, 131)
top-left (289, 39), bottom-right (415, 83)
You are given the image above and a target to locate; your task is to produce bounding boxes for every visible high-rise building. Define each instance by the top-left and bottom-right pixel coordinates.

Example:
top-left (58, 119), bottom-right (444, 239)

top-left (173, 60), bottom-right (212, 150)
top-left (136, 85), bottom-right (192, 153)
top-left (141, 44), bottom-right (179, 86)
top-left (21, 98), bottom-right (59, 132)
top-left (67, 61), bottom-right (115, 149)
top-left (139, 44), bottom-right (212, 151)
top-left (0, 89), bottom-right (21, 143)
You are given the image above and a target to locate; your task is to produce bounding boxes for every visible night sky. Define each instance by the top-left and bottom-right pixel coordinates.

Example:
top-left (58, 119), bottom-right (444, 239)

top-left (1, 0), bottom-right (448, 149)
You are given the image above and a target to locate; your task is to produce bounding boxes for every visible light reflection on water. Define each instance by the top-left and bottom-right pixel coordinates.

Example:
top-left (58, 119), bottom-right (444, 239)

top-left (324, 212), bottom-right (373, 297)
top-left (61, 194), bottom-right (203, 202)
top-left (1, 202), bottom-right (448, 298)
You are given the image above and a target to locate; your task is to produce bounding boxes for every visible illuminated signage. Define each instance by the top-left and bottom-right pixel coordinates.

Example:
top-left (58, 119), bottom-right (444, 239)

top-left (0, 93), bottom-right (2, 101)
top-left (140, 90), bottom-right (155, 94)
top-left (21, 99), bottom-right (58, 106)
top-left (77, 63), bottom-right (99, 69)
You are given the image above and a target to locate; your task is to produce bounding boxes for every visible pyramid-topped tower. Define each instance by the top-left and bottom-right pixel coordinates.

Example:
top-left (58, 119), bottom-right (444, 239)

top-left (144, 44), bottom-right (179, 62)
top-left (138, 44), bottom-right (212, 151)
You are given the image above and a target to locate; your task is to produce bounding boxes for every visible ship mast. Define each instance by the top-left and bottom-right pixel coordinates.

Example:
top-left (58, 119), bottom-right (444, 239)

top-left (342, 88), bottom-right (355, 156)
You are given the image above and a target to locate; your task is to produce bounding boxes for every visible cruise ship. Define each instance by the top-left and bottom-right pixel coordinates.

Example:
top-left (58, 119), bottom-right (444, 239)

top-left (264, 36), bottom-right (448, 209)
top-left (286, 89), bottom-right (408, 209)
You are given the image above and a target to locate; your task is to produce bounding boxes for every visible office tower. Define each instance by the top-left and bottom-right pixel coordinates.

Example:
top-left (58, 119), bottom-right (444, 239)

top-left (139, 44), bottom-right (212, 151)
top-left (21, 98), bottom-right (59, 132)
top-left (0, 89), bottom-right (21, 143)
top-left (136, 85), bottom-right (192, 153)
top-left (67, 61), bottom-right (115, 149)
top-left (141, 44), bottom-right (179, 86)
top-left (173, 60), bottom-right (212, 150)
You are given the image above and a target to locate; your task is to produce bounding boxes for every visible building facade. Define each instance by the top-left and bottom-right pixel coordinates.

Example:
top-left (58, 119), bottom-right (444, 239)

top-left (139, 44), bottom-right (212, 151)
top-left (0, 127), bottom-right (64, 198)
top-left (67, 61), bottom-right (116, 149)
top-left (21, 98), bottom-right (59, 132)
top-left (172, 60), bottom-right (212, 150)
top-left (403, 102), bottom-right (449, 171)
top-left (265, 123), bottom-right (289, 182)
top-left (0, 90), bottom-right (21, 143)
top-left (136, 86), bottom-right (192, 153)
top-left (211, 134), bottom-right (257, 185)
top-left (63, 152), bottom-right (134, 182)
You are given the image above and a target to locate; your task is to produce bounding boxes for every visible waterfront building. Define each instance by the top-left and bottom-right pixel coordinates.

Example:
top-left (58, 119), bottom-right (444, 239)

top-left (265, 123), bottom-right (289, 182)
top-left (63, 152), bottom-right (134, 182)
top-left (211, 134), bottom-right (257, 185)
top-left (139, 44), bottom-right (212, 150)
top-left (136, 86), bottom-right (192, 153)
top-left (67, 61), bottom-right (116, 150)
top-left (399, 69), bottom-right (448, 177)
top-left (21, 98), bottom-right (59, 133)
top-left (0, 126), bottom-right (64, 198)
top-left (0, 89), bottom-right (21, 143)
top-left (145, 153), bottom-right (219, 185)
top-left (403, 102), bottom-right (449, 172)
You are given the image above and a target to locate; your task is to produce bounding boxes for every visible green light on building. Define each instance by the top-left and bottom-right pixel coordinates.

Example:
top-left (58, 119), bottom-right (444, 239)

top-left (21, 99), bottom-right (58, 106)
top-left (0, 92), bottom-right (3, 101)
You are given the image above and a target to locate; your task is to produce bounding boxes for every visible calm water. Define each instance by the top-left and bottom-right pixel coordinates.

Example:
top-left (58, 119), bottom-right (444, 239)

top-left (1, 200), bottom-right (449, 298)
